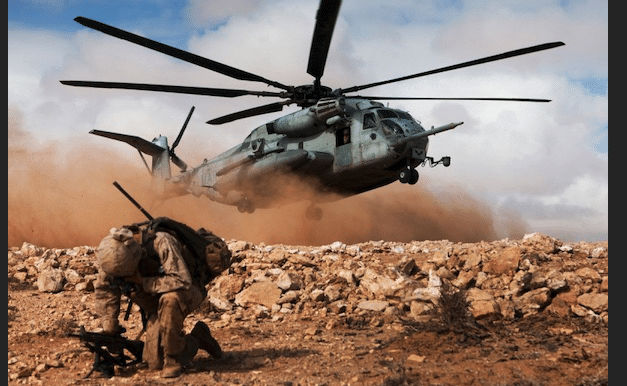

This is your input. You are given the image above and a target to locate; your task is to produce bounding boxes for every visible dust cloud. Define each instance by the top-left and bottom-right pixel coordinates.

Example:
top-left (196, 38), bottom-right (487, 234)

top-left (8, 109), bottom-right (151, 248)
top-left (157, 170), bottom-right (529, 246)
top-left (8, 110), bottom-right (528, 248)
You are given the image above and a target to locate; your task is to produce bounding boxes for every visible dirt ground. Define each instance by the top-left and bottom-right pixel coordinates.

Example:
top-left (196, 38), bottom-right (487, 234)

top-left (8, 239), bottom-right (609, 386)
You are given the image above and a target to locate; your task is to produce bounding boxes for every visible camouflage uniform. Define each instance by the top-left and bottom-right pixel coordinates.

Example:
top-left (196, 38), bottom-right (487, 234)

top-left (95, 231), bottom-right (209, 375)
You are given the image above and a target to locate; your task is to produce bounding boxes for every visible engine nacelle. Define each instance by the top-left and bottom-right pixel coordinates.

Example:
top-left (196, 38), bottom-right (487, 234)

top-left (270, 97), bottom-right (345, 137)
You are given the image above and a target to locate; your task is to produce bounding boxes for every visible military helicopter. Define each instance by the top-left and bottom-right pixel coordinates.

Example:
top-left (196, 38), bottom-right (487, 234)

top-left (61, 0), bottom-right (564, 219)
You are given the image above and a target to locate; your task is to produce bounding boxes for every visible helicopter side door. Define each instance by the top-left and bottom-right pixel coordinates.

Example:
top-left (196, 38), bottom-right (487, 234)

top-left (359, 111), bottom-right (388, 164)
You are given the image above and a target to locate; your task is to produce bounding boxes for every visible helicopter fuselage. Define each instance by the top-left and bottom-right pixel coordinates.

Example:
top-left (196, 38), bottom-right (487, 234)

top-left (179, 97), bottom-right (452, 213)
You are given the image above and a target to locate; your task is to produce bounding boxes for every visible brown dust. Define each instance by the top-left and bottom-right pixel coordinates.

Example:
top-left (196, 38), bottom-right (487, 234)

top-left (8, 111), bottom-right (527, 248)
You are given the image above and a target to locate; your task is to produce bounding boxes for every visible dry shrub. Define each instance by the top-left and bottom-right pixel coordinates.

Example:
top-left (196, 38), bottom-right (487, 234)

top-left (436, 281), bottom-right (472, 331)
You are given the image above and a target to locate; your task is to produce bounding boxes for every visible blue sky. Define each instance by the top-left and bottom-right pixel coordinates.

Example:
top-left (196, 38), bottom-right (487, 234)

top-left (8, 0), bottom-right (198, 47)
top-left (8, 0), bottom-right (608, 244)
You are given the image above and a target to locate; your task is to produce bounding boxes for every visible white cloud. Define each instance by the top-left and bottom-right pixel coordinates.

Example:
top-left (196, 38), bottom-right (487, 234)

top-left (500, 171), bottom-right (608, 242)
top-left (184, 0), bottom-right (272, 27)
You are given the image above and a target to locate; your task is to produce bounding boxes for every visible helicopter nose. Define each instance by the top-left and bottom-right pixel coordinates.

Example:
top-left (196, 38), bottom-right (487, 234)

top-left (391, 142), bottom-right (407, 154)
top-left (389, 132), bottom-right (428, 155)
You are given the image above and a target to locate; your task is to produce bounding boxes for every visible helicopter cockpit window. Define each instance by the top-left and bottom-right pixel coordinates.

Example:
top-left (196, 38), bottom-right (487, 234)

top-left (396, 111), bottom-right (412, 120)
top-left (239, 134), bottom-right (252, 151)
top-left (377, 109), bottom-right (398, 119)
top-left (356, 100), bottom-right (384, 110)
top-left (362, 113), bottom-right (377, 130)
top-left (381, 119), bottom-right (404, 136)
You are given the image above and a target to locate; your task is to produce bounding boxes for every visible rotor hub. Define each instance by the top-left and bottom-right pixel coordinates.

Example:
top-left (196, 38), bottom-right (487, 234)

top-left (292, 84), bottom-right (333, 106)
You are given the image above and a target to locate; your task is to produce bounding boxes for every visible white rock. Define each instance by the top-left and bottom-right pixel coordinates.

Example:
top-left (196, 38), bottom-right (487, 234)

top-left (357, 300), bottom-right (389, 312)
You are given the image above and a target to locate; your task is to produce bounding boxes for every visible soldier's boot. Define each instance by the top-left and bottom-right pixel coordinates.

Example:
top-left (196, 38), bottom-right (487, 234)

top-left (190, 321), bottom-right (223, 359)
top-left (161, 337), bottom-right (198, 378)
top-left (161, 356), bottom-right (183, 379)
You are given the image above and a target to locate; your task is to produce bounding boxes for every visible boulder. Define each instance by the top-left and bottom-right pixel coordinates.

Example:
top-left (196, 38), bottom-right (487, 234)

top-left (357, 300), bottom-right (389, 312)
top-left (276, 271), bottom-right (301, 291)
top-left (37, 267), bottom-right (65, 293)
top-left (522, 233), bottom-right (560, 254)
top-left (483, 247), bottom-right (521, 276)
top-left (575, 267), bottom-right (601, 283)
top-left (514, 287), bottom-right (551, 316)
top-left (577, 293), bottom-right (608, 314)
top-left (21, 242), bottom-right (44, 257)
top-left (462, 252), bottom-right (483, 271)
top-left (359, 269), bottom-right (404, 298)
top-left (235, 281), bottom-right (282, 309)
top-left (467, 288), bottom-right (500, 319)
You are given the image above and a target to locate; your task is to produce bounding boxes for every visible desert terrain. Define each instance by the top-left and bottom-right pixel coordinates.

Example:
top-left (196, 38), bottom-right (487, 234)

top-left (8, 232), bottom-right (608, 385)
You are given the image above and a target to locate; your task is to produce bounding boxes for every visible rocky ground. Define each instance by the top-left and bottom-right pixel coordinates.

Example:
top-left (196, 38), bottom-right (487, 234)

top-left (8, 233), bottom-right (608, 385)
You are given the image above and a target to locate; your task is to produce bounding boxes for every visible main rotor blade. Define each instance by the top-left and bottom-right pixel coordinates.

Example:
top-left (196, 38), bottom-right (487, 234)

top-left (60, 80), bottom-right (284, 98)
top-left (342, 41), bottom-right (565, 94)
top-left (307, 0), bottom-right (342, 80)
top-left (172, 106), bottom-right (195, 151)
top-left (207, 101), bottom-right (289, 125)
top-left (356, 96), bottom-right (551, 102)
top-left (73, 16), bottom-right (290, 91)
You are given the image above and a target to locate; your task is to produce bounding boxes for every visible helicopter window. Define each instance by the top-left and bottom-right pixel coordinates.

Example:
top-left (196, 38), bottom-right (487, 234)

top-left (356, 100), bottom-right (384, 110)
top-left (266, 122), bottom-right (276, 134)
top-left (381, 119), bottom-right (404, 136)
top-left (377, 109), bottom-right (398, 119)
top-left (356, 101), bottom-right (369, 110)
top-left (239, 134), bottom-right (252, 151)
top-left (396, 111), bottom-right (412, 120)
top-left (336, 128), bottom-right (351, 146)
top-left (362, 113), bottom-right (377, 130)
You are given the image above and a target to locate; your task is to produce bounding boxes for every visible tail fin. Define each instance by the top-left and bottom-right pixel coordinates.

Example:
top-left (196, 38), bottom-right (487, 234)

top-left (89, 107), bottom-right (194, 197)
top-left (90, 130), bottom-right (172, 194)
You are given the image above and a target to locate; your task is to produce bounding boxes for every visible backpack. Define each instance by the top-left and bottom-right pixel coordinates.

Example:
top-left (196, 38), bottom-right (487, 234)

top-left (133, 217), bottom-right (230, 287)
top-left (197, 227), bottom-right (232, 274)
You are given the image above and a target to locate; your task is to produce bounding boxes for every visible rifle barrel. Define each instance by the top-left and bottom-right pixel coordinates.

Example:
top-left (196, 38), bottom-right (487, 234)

top-left (112, 181), bottom-right (154, 220)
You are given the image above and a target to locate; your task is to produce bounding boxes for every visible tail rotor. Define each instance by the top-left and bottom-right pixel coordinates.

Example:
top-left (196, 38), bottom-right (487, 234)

top-left (89, 106), bottom-right (196, 196)
top-left (169, 106), bottom-right (195, 171)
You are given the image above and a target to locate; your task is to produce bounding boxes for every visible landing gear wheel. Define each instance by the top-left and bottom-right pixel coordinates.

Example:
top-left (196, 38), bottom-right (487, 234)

top-left (399, 168), bottom-right (411, 184)
top-left (399, 167), bottom-right (418, 184)
top-left (305, 205), bottom-right (323, 221)
top-left (408, 169), bottom-right (419, 185)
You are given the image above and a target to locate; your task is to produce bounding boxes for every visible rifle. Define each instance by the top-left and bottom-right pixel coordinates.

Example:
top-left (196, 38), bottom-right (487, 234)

top-left (111, 181), bottom-right (153, 324)
top-left (69, 326), bottom-right (144, 378)
top-left (113, 181), bottom-right (154, 220)
top-left (111, 277), bottom-right (140, 322)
